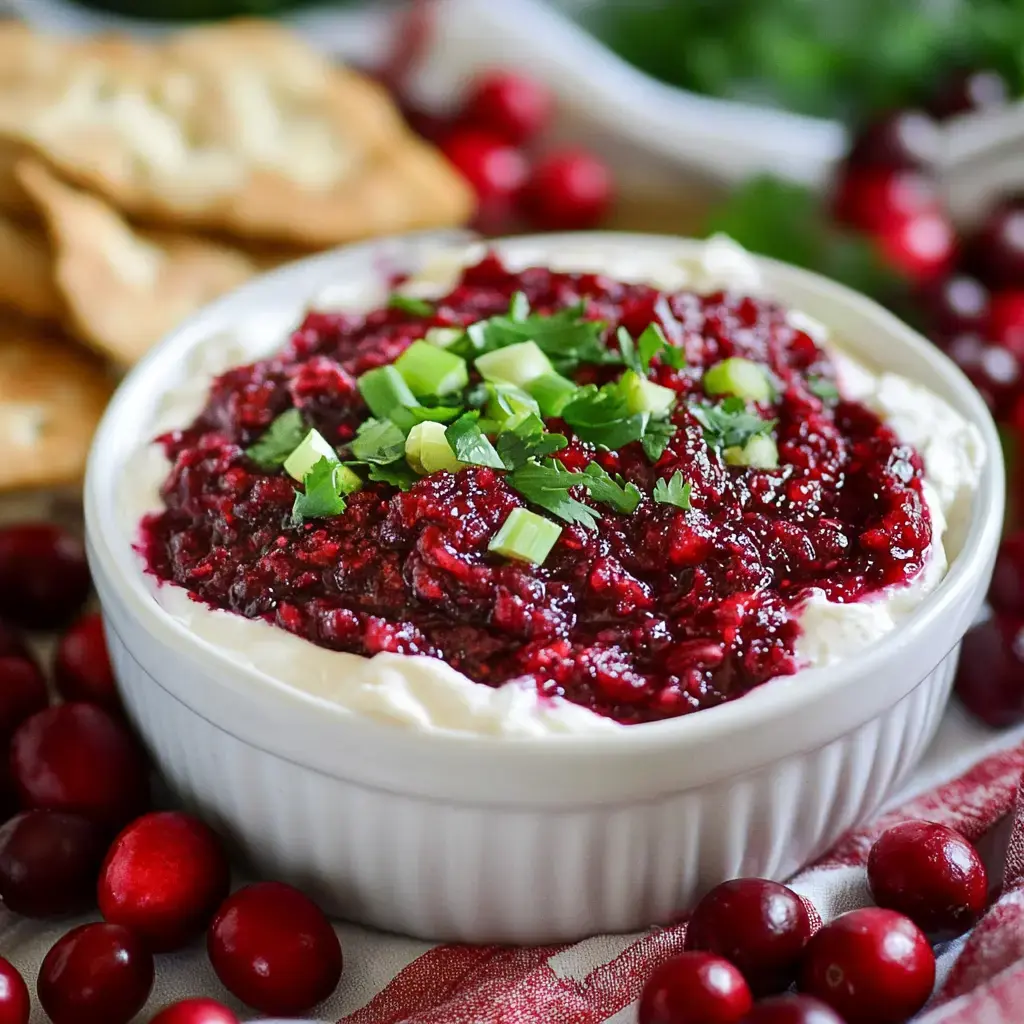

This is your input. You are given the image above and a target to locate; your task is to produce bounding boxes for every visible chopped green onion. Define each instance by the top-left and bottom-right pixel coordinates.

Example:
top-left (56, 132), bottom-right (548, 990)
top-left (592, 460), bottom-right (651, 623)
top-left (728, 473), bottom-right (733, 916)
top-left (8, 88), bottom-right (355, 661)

top-left (283, 428), bottom-right (339, 482)
top-left (394, 340), bottom-right (469, 397)
top-left (619, 370), bottom-right (677, 418)
top-left (475, 340), bottom-right (554, 388)
top-left (388, 294), bottom-right (434, 317)
top-left (425, 326), bottom-right (465, 349)
top-left (484, 383), bottom-right (540, 430)
top-left (509, 291), bottom-right (531, 322)
top-left (525, 372), bottom-right (578, 417)
top-left (703, 357), bottom-right (772, 403)
top-left (488, 507), bottom-right (562, 565)
top-left (405, 421), bottom-right (465, 474)
top-left (724, 433), bottom-right (779, 469)
top-left (809, 377), bottom-right (840, 402)
top-left (389, 404), bottom-right (462, 433)
top-left (357, 365), bottom-right (417, 420)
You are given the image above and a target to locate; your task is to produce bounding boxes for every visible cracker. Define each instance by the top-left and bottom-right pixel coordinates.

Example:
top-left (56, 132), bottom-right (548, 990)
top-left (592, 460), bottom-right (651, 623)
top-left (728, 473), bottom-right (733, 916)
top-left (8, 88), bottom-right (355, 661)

top-left (0, 208), bottom-right (62, 323)
top-left (17, 161), bottom-right (257, 366)
top-left (0, 313), bottom-right (112, 493)
top-left (0, 22), bottom-right (473, 247)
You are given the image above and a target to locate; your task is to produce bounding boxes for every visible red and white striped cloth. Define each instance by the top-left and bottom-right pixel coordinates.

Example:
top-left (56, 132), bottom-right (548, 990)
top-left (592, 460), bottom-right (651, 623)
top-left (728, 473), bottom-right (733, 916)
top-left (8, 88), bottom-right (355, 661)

top-left (3, 706), bottom-right (1022, 1023)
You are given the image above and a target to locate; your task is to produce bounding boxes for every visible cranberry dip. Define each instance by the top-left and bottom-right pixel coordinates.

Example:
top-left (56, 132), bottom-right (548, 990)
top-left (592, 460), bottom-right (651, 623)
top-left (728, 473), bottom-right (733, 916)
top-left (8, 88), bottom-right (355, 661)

top-left (123, 238), bottom-right (984, 736)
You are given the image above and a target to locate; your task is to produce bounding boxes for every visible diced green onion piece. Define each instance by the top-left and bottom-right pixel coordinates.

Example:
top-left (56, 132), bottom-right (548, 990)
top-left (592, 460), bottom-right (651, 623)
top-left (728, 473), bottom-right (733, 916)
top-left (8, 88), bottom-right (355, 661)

top-left (475, 340), bottom-right (554, 388)
top-left (394, 340), bottom-right (469, 397)
top-left (485, 384), bottom-right (540, 430)
top-left (724, 433), bottom-right (779, 469)
top-left (358, 365), bottom-right (417, 420)
top-left (525, 372), bottom-right (578, 417)
top-left (333, 463), bottom-right (365, 494)
top-left (283, 429), bottom-right (338, 482)
top-left (405, 421), bottom-right (465, 474)
top-left (488, 507), bottom-right (562, 565)
top-left (425, 326), bottom-right (464, 349)
top-left (703, 357), bottom-right (772, 403)
top-left (619, 370), bottom-right (676, 418)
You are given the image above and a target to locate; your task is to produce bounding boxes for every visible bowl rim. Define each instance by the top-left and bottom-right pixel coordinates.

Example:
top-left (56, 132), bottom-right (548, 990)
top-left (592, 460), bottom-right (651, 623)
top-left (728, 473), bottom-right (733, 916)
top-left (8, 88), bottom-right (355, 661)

top-left (84, 229), bottom-right (1004, 758)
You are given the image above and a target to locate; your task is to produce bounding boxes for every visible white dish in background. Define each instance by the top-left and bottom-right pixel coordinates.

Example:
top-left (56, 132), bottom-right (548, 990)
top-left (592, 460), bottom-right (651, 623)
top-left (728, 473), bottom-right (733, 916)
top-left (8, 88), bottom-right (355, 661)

top-left (85, 230), bottom-right (1001, 944)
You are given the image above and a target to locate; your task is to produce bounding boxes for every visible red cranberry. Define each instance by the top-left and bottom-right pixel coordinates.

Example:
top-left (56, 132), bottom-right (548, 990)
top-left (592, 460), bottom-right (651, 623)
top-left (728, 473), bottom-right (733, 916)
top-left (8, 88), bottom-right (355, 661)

top-left (846, 109), bottom-right (940, 170)
top-left (0, 524), bottom-right (90, 630)
top-left (740, 994), bottom-right (844, 1024)
top-left (867, 819), bottom-right (988, 937)
top-left (54, 613), bottom-right (121, 713)
top-left (990, 290), bottom-right (1024, 359)
top-left (10, 703), bottom-right (149, 828)
top-left (929, 68), bottom-right (1009, 120)
top-left (684, 878), bottom-right (812, 995)
top-left (208, 881), bottom-right (342, 1014)
top-left (954, 614), bottom-right (1024, 727)
top-left (441, 130), bottom-right (529, 204)
top-left (0, 958), bottom-right (29, 1024)
top-left (639, 952), bottom-right (753, 1024)
top-left (970, 199), bottom-right (1024, 288)
top-left (150, 998), bottom-right (240, 1024)
top-left (921, 274), bottom-right (991, 339)
top-left (458, 70), bottom-right (552, 145)
top-left (877, 209), bottom-right (955, 284)
top-left (946, 333), bottom-right (1021, 417)
top-left (520, 148), bottom-right (613, 230)
top-left (0, 810), bottom-right (107, 917)
top-left (38, 922), bottom-right (154, 1024)
top-left (990, 531), bottom-right (1024, 615)
top-left (99, 811), bottom-right (230, 951)
top-left (0, 623), bottom-right (29, 662)
top-left (798, 907), bottom-right (935, 1024)
top-left (0, 657), bottom-right (48, 738)
top-left (833, 168), bottom-right (937, 234)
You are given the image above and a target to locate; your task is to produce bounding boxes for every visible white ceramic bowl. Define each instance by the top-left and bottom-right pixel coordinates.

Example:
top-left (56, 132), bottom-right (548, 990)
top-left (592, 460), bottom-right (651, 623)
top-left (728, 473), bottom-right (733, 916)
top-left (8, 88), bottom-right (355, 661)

top-left (85, 231), bottom-right (1003, 944)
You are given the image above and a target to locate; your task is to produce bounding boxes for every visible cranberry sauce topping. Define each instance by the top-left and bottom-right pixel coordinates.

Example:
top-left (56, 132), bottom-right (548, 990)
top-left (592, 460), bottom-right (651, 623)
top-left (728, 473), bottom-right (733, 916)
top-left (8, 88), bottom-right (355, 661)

top-left (140, 254), bottom-right (931, 724)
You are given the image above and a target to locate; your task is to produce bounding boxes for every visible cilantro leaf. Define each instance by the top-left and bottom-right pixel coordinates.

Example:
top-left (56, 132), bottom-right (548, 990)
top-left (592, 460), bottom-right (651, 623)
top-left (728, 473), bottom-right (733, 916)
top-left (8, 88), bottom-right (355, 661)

top-left (661, 346), bottom-right (686, 370)
top-left (637, 323), bottom-right (676, 371)
top-left (246, 409), bottom-right (306, 469)
top-left (580, 463), bottom-right (642, 515)
top-left (349, 418), bottom-right (406, 464)
top-left (365, 460), bottom-right (418, 491)
top-left (291, 457), bottom-right (349, 523)
top-left (561, 383), bottom-right (648, 450)
top-left (808, 377), bottom-right (840, 402)
top-left (507, 459), bottom-right (601, 530)
top-left (642, 418), bottom-right (677, 462)
top-left (617, 327), bottom-right (642, 375)
top-left (691, 397), bottom-right (776, 452)
top-left (496, 414), bottom-right (568, 471)
top-left (445, 414), bottom-right (505, 469)
top-left (653, 471), bottom-right (693, 510)
top-left (388, 294), bottom-right (434, 317)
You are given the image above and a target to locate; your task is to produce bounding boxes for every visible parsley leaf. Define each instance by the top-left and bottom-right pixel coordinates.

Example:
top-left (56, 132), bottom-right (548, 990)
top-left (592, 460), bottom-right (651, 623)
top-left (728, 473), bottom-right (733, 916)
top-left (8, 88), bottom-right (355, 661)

top-left (580, 463), bottom-right (642, 514)
top-left (496, 414), bottom-right (568, 471)
top-left (291, 457), bottom-right (349, 523)
top-left (445, 413), bottom-right (505, 469)
top-left (561, 383), bottom-right (648, 450)
top-left (246, 409), bottom-right (306, 469)
top-left (349, 418), bottom-right (406, 464)
top-left (388, 294), bottom-right (434, 317)
top-left (508, 459), bottom-right (601, 530)
top-left (653, 471), bottom-right (693, 510)
top-left (641, 418), bottom-right (677, 462)
top-left (808, 377), bottom-right (840, 402)
top-left (691, 397), bottom-right (776, 451)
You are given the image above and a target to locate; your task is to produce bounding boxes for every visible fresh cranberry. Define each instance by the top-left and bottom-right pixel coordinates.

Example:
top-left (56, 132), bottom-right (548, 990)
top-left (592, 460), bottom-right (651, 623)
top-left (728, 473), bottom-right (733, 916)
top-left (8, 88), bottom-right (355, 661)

top-left (876, 209), bottom-right (955, 283)
top-left (99, 811), bottom-right (230, 951)
top-left (0, 657), bottom-right (48, 738)
top-left (441, 130), bottom-right (529, 204)
top-left (520, 148), bottom-right (613, 230)
top-left (0, 622), bottom-right (29, 662)
top-left (798, 907), bottom-right (935, 1023)
top-left (38, 922), bottom-right (154, 1024)
top-left (150, 999), bottom-right (240, 1024)
top-left (946, 333), bottom-right (1021, 416)
top-left (954, 615), bottom-right (1024, 727)
top-left (989, 290), bottom-right (1024, 359)
top-left (458, 70), bottom-right (552, 145)
top-left (740, 994), bottom-right (844, 1024)
top-left (929, 68), bottom-right (1009, 120)
top-left (53, 613), bottom-right (121, 713)
top-left (639, 952), bottom-right (753, 1024)
top-left (833, 168), bottom-right (937, 234)
top-left (10, 703), bottom-right (149, 828)
top-left (684, 878), bottom-right (812, 995)
top-left (0, 810), bottom-right (107, 917)
top-left (0, 525), bottom-right (90, 630)
top-left (846, 109), bottom-right (940, 170)
top-left (0, 959), bottom-right (28, 1024)
top-left (920, 274), bottom-right (991, 339)
top-left (990, 531), bottom-right (1024, 614)
top-left (867, 819), bottom-right (988, 937)
top-left (208, 881), bottom-right (342, 1014)
top-left (970, 199), bottom-right (1024, 288)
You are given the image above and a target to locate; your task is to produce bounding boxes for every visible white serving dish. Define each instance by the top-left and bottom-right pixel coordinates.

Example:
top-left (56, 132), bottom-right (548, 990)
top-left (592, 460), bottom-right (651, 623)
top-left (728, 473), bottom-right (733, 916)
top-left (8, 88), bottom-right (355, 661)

top-left (84, 231), bottom-right (1002, 945)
